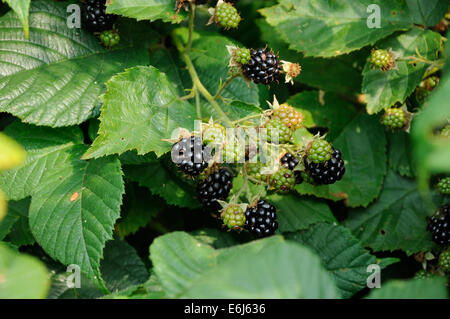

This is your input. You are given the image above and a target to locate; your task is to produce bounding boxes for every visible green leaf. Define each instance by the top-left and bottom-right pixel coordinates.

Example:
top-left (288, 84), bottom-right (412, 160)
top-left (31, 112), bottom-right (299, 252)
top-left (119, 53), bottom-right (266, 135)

top-left (100, 239), bottom-right (149, 293)
top-left (106, 0), bottom-right (186, 24)
top-left (344, 170), bottom-right (439, 254)
top-left (387, 131), bottom-right (416, 177)
top-left (366, 277), bottom-right (448, 299)
top-left (29, 150), bottom-right (124, 286)
top-left (0, 242), bottom-right (50, 298)
top-left (149, 231), bottom-right (217, 298)
top-left (183, 239), bottom-right (339, 298)
top-left (287, 91), bottom-right (358, 140)
top-left (0, 121), bottom-right (84, 201)
top-left (0, 198), bottom-right (30, 240)
top-left (362, 28), bottom-right (442, 114)
top-left (259, 0), bottom-right (412, 58)
top-left (123, 158), bottom-right (201, 209)
top-left (190, 228), bottom-right (242, 250)
top-left (4, 198), bottom-right (34, 247)
top-left (287, 223), bottom-right (399, 298)
top-left (83, 66), bottom-right (197, 159)
top-left (296, 113), bottom-right (387, 207)
top-left (2, 0), bottom-right (30, 38)
top-left (0, 1), bottom-right (148, 127)
top-left (411, 43), bottom-right (450, 188)
top-left (267, 194), bottom-right (335, 233)
top-left (117, 184), bottom-right (165, 237)
top-left (406, 0), bottom-right (449, 27)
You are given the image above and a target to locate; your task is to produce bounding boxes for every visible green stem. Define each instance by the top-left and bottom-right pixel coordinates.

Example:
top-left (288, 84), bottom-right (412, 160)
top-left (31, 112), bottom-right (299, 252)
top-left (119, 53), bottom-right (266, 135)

top-left (186, 3), bottom-right (196, 54)
top-left (172, 33), bottom-right (233, 127)
top-left (214, 74), bottom-right (239, 100)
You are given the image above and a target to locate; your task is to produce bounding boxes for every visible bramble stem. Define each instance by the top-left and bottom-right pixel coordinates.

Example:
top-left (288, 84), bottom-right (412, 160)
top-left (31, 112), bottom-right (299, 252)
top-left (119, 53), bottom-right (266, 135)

top-left (214, 74), bottom-right (239, 100)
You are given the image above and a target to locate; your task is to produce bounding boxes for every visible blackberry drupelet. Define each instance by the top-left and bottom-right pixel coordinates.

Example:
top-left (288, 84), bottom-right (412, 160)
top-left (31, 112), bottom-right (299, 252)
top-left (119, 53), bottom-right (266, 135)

top-left (171, 136), bottom-right (210, 176)
top-left (81, 0), bottom-right (117, 32)
top-left (244, 200), bottom-right (278, 238)
top-left (428, 204), bottom-right (450, 246)
top-left (305, 148), bottom-right (345, 185)
top-left (242, 48), bottom-right (281, 85)
top-left (280, 153), bottom-right (299, 170)
top-left (197, 168), bottom-right (233, 211)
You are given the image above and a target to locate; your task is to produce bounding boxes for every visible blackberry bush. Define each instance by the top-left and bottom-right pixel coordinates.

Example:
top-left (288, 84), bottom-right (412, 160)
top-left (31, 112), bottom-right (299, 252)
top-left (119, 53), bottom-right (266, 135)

top-left (0, 0), bottom-right (448, 301)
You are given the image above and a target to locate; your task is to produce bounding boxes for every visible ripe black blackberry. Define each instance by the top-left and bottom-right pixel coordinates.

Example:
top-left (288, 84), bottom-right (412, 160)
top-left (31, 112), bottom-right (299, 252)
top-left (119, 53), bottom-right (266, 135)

top-left (197, 168), bottom-right (233, 211)
top-left (171, 136), bottom-right (210, 177)
top-left (280, 153), bottom-right (299, 170)
top-left (244, 200), bottom-right (278, 238)
top-left (242, 48), bottom-right (281, 85)
top-left (428, 204), bottom-right (450, 246)
top-left (81, 0), bottom-right (117, 32)
top-left (304, 148), bottom-right (345, 185)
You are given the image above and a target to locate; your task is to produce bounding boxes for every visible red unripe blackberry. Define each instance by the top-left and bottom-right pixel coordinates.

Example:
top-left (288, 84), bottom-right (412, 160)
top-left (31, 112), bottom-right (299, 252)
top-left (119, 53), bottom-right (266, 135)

top-left (197, 168), bottom-right (233, 211)
top-left (244, 199), bottom-right (278, 238)
top-left (242, 48), bottom-right (281, 85)
top-left (81, 0), bottom-right (117, 32)
top-left (428, 204), bottom-right (450, 246)
top-left (304, 148), bottom-right (345, 185)
top-left (171, 136), bottom-right (210, 176)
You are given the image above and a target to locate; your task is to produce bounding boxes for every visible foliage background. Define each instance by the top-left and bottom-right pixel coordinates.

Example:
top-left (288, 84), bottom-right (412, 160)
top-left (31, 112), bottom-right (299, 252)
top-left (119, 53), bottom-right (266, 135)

top-left (0, 0), bottom-right (449, 299)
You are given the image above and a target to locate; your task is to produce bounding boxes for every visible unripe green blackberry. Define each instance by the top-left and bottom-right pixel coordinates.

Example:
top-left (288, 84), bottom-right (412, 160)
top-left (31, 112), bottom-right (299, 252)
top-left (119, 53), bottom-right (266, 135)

top-left (437, 177), bottom-right (450, 195)
top-left (414, 269), bottom-right (434, 280)
top-left (438, 250), bottom-right (450, 273)
top-left (99, 30), bottom-right (120, 48)
top-left (221, 204), bottom-right (246, 230)
top-left (308, 139), bottom-right (332, 164)
top-left (268, 167), bottom-right (295, 192)
top-left (203, 123), bottom-right (225, 145)
top-left (247, 162), bottom-right (269, 182)
top-left (222, 140), bottom-right (245, 163)
top-left (370, 49), bottom-right (394, 71)
top-left (381, 108), bottom-right (406, 129)
top-left (215, 2), bottom-right (241, 29)
top-left (272, 103), bottom-right (304, 131)
top-left (235, 47), bottom-right (251, 65)
top-left (265, 118), bottom-right (292, 144)
top-left (441, 124), bottom-right (450, 138)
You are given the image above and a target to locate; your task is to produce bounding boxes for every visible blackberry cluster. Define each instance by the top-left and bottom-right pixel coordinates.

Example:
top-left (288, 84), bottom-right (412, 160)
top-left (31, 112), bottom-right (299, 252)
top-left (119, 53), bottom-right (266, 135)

top-left (242, 48), bottom-right (281, 85)
top-left (305, 148), bottom-right (345, 185)
top-left (370, 49), bottom-right (394, 71)
top-left (99, 30), bottom-right (120, 48)
top-left (81, 0), bottom-right (117, 32)
top-left (280, 153), bottom-right (299, 170)
top-left (215, 2), bottom-right (241, 29)
top-left (439, 250), bottom-right (450, 272)
top-left (244, 200), bottom-right (278, 238)
top-left (197, 168), bottom-right (233, 211)
top-left (428, 204), bottom-right (450, 246)
top-left (272, 104), bottom-right (303, 130)
top-left (437, 177), bottom-right (450, 195)
top-left (308, 139), bottom-right (332, 164)
top-left (171, 136), bottom-right (210, 176)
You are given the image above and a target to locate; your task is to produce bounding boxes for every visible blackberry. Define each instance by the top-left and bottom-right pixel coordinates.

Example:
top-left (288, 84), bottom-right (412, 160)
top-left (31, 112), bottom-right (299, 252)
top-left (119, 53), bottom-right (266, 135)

top-left (99, 29), bottom-right (120, 48)
top-left (437, 177), bottom-right (450, 196)
top-left (244, 199), bottom-right (278, 238)
top-left (215, 2), bottom-right (241, 29)
top-left (381, 108), bottom-right (406, 129)
top-left (293, 171), bottom-right (303, 185)
top-left (269, 167), bottom-right (295, 192)
top-left (428, 204), bottom-right (450, 246)
top-left (197, 168), bottom-right (233, 211)
top-left (305, 148), bottom-right (345, 185)
top-left (81, 0), bottom-right (117, 32)
top-left (171, 136), bottom-right (210, 176)
top-left (265, 118), bottom-right (292, 144)
top-left (370, 49), bottom-right (394, 71)
top-left (280, 153), bottom-right (299, 170)
top-left (221, 204), bottom-right (245, 230)
top-left (247, 162), bottom-right (270, 182)
top-left (273, 103), bottom-right (303, 130)
top-left (308, 139), bottom-right (332, 164)
top-left (441, 124), bottom-right (450, 138)
top-left (414, 269), bottom-right (434, 280)
top-left (222, 140), bottom-right (245, 163)
top-left (242, 48), bottom-right (281, 85)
